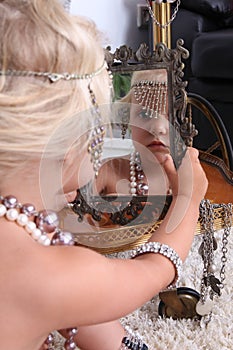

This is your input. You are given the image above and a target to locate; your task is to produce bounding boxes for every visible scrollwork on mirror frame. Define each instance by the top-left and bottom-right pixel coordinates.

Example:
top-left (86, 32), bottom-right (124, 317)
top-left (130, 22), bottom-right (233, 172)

top-left (66, 40), bottom-right (196, 249)
top-left (105, 38), bottom-right (197, 167)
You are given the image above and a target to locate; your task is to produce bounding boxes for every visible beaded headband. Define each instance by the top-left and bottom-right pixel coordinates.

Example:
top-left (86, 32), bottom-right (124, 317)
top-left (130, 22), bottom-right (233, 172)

top-left (0, 61), bottom-right (109, 178)
top-left (132, 80), bottom-right (168, 119)
top-left (0, 60), bottom-right (107, 83)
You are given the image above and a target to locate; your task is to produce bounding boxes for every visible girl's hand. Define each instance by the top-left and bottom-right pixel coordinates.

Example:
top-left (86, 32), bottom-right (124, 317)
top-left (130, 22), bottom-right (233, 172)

top-left (163, 147), bottom-right (208, 203)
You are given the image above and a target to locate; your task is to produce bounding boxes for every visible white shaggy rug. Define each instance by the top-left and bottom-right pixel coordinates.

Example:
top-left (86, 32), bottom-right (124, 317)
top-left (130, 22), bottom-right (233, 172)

top-left (54, 228), bottom-right (233, 350)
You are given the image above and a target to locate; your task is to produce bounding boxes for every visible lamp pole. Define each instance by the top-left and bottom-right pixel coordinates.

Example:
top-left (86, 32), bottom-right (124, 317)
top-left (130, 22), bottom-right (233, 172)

top-left (147, 0), bottom-right (180, 49)
top-left (152, 0), bottom-right (171, 49)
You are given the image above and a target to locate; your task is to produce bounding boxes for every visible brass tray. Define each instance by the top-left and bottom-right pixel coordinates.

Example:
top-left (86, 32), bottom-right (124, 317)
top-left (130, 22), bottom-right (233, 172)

top-left (59, 202), bottom-right (232, 254)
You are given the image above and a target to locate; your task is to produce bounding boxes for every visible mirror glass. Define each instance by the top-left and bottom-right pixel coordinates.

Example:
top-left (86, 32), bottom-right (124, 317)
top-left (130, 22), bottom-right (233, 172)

top-left (60, 41), bottom-right (192, 252)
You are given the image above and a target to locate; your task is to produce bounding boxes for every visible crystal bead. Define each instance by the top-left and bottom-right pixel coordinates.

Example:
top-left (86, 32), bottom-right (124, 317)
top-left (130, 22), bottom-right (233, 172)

top-left (137, 183), bottom-right (149, 195)
top-left (21, 203), bottom-right (36, 216)
top-left (36, 210), bottom-right (59, 233)
top-left (3, 195), bottom-right (18, 208)
top-left (44, 333), bottom-right (54, 345)
top-left (137, 173), bottom-right (144, 180)
top-left (136, 165), bottom-right (142, 172)
top-left (64, 338), bottom-right (77, 350)
top-left (51, 231), bottom-right (75, 246)
top-left (66, 328), bottom-right (78, 337)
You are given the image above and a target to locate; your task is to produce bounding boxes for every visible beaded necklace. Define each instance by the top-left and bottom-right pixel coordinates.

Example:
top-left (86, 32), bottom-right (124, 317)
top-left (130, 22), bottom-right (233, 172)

top-left (0, 194), bottom-right (78, 349)
top-left (129, 151), bottom-right (149, 196)
top-left (129, 151), bottom-right (172, 197)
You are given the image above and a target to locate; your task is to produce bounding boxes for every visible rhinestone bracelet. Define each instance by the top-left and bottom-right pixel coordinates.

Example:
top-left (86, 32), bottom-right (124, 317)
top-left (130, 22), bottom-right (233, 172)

top-left (120, 328), bottom-right (148, 350)
top-left (130, 242), bottom-right (182, 288)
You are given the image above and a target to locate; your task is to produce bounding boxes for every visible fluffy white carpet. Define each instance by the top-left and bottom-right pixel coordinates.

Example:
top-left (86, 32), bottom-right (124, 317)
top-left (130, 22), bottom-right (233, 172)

top-left (54, 228), bottom-right (233, 349)
top-left (120, 228), bottom-right (233, 350)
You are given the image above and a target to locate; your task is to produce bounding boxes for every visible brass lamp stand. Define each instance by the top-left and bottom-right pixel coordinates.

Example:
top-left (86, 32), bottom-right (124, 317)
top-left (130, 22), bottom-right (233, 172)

top-left (152, 1), bottom-right (171, 49)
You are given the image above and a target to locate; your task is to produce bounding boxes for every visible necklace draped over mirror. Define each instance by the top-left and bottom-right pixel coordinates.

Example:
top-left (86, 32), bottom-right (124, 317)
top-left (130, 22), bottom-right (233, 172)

top-left (129, 151), bottom-right (149, 196)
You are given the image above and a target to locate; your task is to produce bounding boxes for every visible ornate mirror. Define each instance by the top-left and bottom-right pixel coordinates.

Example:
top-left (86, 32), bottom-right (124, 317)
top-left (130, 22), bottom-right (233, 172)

top-left (59, 40), bottom-right (197, 253)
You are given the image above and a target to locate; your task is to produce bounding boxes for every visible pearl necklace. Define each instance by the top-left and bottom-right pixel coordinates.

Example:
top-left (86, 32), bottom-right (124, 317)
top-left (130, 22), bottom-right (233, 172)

top-left (0, 195), bottom-right (75, 246)
top-left (129, 152), bottom-right (149, 196)
top-left (0, 194), bottom-right (78, 349)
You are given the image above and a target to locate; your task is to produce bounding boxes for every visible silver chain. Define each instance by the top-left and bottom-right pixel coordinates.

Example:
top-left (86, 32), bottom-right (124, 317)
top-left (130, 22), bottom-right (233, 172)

top-left (146, 0), bottom-right (181, 29)
top-left (220, 203), bottom-right (232, 284)
top-left (199, 200), bottom-right (232, 323)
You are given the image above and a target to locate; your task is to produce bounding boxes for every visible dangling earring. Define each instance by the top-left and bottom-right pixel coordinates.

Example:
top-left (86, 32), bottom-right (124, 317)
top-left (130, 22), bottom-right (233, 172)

top-left (87, 65), bottom-right (114, 177)
top-left (117, 104), bottom-right (130, 139)
top-left (87, 81), bottom-right (105, 178)
top-left (121, 122), bottom-right (128, 139)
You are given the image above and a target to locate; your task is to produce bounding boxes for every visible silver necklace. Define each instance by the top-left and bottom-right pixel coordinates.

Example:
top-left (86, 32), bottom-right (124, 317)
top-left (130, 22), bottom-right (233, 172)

top-left (129, 152), bottom-right (149, 196)
top-left (196, 199), bottom-right (232, 324)
top-left (145, 0), bottom-right (181, 29)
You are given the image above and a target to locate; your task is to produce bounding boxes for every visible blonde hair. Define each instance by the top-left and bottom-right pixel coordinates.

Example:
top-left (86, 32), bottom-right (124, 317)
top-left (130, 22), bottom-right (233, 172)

top-left (0, 0), bottom-right (111, 178)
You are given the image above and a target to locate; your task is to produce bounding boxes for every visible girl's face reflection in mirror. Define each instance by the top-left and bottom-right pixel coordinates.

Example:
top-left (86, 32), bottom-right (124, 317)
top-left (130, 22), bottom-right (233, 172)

top-left (129, 69), bottom-right (170, 164)
top-left (130, 105), bottom-right (170, 164)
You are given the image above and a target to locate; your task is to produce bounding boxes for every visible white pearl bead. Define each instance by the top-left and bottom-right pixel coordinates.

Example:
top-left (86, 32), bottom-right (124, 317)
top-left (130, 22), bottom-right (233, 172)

top-left (6, 208), bottom-right (18, 221)
top-left (43, 237), bottom-right (51, 246)
top-left (130, 182), bottom-right (137, 188)
top-left (0, 204), bottom-right (7, 217)
top-left (31, 228), bottom-right (42, 240)
top-left (130, 176), bottom-right (136, 182)
top-left (38, 235), bottom-right (50, 246)
top-left (130, 188), bottom-right (137, 194)
top-left (17, 213), bottom-right (29, 226)
top-left (25, 221), bottom-right (37, 233)
top-left (210, 264), bottom-right (217, 273)
top-left (196, 298), bottom-right (213, 316)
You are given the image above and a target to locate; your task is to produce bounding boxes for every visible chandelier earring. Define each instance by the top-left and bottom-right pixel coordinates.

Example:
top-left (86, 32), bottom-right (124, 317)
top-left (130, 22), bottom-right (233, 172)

top-left (0, 60), bottom-right (108, 179)
top-left (87, 81), bottom-right (106, 178)
top-left (87, 65), bottom-right (114, 177)
top-left (121, 121), bottom-right (128, 140)
top-left (121, 108), bottom-right (130, 140)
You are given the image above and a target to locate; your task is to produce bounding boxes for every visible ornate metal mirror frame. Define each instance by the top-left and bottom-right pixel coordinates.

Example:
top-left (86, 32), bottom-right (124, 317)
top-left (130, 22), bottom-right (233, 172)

top-left (61, 40), bottom-right (199, 253)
